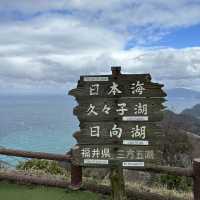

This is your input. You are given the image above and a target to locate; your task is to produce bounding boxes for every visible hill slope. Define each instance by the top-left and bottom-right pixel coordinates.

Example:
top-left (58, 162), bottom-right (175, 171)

top-left (159, 109), bottom-right (200, 166)
top-left (182, 104), bottom-right (200, 119)
top-left (166, 88), bottom-right (200, 113)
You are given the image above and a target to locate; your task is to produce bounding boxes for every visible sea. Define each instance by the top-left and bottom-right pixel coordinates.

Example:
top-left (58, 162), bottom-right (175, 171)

top-left (0, 94), bottom-right (78, 167)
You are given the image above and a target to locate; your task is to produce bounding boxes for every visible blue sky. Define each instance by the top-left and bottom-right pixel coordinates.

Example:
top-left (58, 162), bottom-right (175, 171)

top-left (157, 24), bottom-right (200, 48)
top-left (0, 0), bottom-right (200, 93)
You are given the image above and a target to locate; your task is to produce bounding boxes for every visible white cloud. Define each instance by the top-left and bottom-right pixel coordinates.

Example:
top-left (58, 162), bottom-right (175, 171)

top-left (0, 1), bottom-right (200, 93)
top-left (1, 0), bottom-right (200, 44)
top-left (0, 15), bottom-right (124, 52)
top-left (0, 14), bottom-right (124, 92)
top-left (0, 0), bottom-right (65, 13)
top-left (2, 1), bottom-right (200, 28)
top-left (1, 17), bottom-right (200, 91)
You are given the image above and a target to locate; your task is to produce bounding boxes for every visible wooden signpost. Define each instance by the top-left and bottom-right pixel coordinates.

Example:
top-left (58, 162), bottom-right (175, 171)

top-left (74, 122), bottom-right (163, 145)
top-left (69, 67), bottom-right (166, 199)
top-left (72, 145), bottom-right (162, 167)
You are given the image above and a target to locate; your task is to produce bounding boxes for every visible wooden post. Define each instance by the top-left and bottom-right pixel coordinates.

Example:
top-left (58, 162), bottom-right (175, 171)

top-left (70, 163), bottom-right (82, 190)
top-left (68, 147), bottom-right (82, 190)
top-left (193, 158), bottom-right (200, 200)
top-left (109, 66), bottom-right (127, 200)
top-left (111, 66), bottom-right (121, 77)
top-left (110, 166), bottom-right (127, 200)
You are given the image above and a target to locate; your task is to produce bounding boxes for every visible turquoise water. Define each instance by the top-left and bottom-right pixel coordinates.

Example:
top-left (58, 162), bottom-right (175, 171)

top-left (0, 94), bottom-right (78, 166)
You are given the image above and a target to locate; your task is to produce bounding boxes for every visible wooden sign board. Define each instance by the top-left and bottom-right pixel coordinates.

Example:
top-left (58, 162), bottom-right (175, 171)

top-left (69, 74), bottom-right (166, 99)
top-left (74, 122), bottom-right (163, 145)
top-left (72, 145), bottom-right (162, 168)
top-left (69, 68), bottom-right (166, 168)
top-left (74, 98), bottom-right (165, 122)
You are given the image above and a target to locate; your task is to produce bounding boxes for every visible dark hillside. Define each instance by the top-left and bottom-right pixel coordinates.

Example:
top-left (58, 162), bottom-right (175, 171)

top-left (182, 104), bottom-right (200, 120)
top-left (159, 109), bottom-right (200, 166)
top-left (161, 110), bottom-right (200, 136)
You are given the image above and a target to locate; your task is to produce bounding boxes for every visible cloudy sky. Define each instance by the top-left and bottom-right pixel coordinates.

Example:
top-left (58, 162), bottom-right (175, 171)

top-left (0, 0), bottom-right (200, 94)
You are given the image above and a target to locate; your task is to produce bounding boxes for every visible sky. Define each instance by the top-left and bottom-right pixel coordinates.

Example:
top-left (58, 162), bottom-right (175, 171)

top-left (0, 0), bottom-right (200, 94)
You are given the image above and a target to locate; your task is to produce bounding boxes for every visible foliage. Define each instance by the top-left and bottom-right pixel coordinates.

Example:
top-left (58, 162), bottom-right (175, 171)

top-left (126, 180), bottom-right (193, 200)
top-left (160, 110), bottom-right (194, 167)
top-left (159, 174), bottom-right (192, 191)
top-left (16, 159), bottom-right (68, 176)
top-left (0, 160), bottom-right (10, 170)
top-left (0, 162), bottom-right (5, 169)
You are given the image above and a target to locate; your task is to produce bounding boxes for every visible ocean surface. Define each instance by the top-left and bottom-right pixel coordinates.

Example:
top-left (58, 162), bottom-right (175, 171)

top-left (0, 94), bottom-right (78, 166)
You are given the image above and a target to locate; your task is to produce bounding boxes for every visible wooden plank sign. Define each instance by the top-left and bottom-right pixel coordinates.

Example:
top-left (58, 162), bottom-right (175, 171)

top-left (69, 74), bottom-right (166, 99)
top-left (73, 98), bottom-right (165, 122)
top-left (74, 122), bottom-right (164, 145)
top-left (69, 67), bottom-right (166, 168)
top-left (72, 145), bottom-right (162, 167)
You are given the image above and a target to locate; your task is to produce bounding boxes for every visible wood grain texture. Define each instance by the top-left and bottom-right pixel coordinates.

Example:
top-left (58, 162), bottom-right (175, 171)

top-left (80, 74), bottom-right (152, 82)
top-left (74, 122), bottom-right (164, 145)
top-left (69, 84), bottom-right (166, 99)
top-left (70, 72), bottom-right (166, 170)
top-left (0, 147), bottom-right (71, 161)
top-left (69, 74), bottom-right (166, 98)
top-left (71, 145), bottom-right (162, 168)
top-left (73, 98), bottom-right (165, 122)
top-left (110, 166), bottom-right (127, 200)
top-left (193, 159), bottom-right (200, 200)
top-left (74, 110), bottom-right (164, 122)
top-left (75, 96), bottom-right (166, 106)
